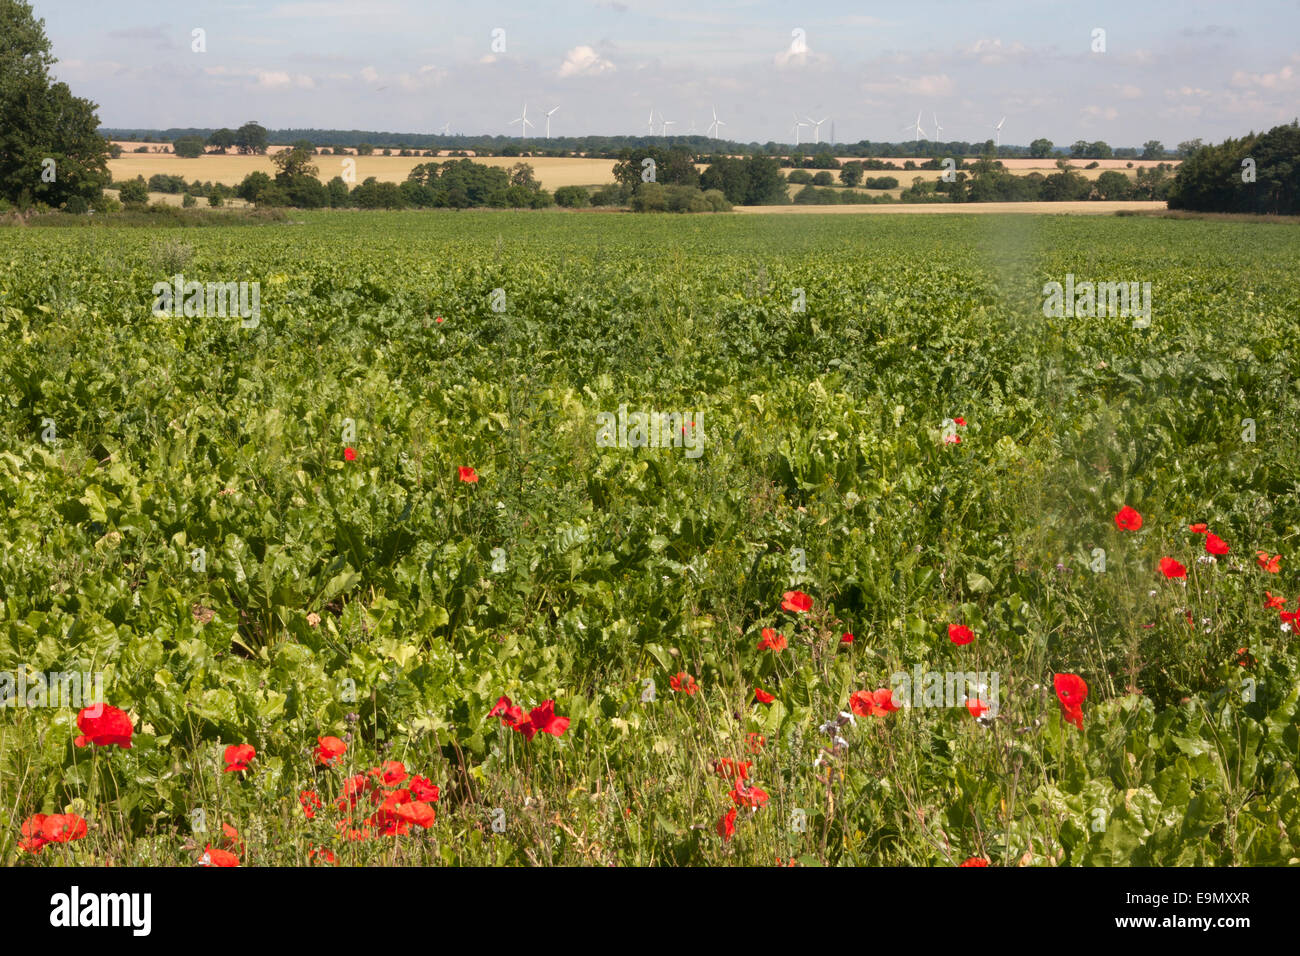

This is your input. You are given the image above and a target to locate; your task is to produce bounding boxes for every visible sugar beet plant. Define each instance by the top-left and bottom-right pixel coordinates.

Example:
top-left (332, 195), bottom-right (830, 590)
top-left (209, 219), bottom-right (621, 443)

top-left (0, 211), bottom-right (1297, 865)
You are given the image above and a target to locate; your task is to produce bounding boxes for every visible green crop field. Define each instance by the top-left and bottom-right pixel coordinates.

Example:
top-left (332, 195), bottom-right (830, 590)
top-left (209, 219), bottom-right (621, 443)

top-left (1, 210), bottom-right (1298, 866)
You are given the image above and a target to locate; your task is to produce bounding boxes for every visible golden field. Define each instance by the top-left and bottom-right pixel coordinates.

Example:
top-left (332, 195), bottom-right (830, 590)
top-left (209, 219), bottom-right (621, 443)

top-left (108, 145), bottom-right (617, 190)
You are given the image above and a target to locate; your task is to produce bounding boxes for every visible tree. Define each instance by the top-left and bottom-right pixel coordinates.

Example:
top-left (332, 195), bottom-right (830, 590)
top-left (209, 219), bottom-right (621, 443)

top-left (554, 185), bottom-right (589, 207)
top-left (271, 146), bottom-right (318, 180)
top-left (235, 121), bottom-right (268, 154)
top-left (839, 161), bottom-right (864, 187)
top-left (173, 135), bottom-right (206, 158)
top-left (208, 128), bottom-right (236, 152)
top-left (1168, 122), bottom-right (1299, 214)
top-left (0, 0), bottom-right (111, 208)
top-left (356, 143), bottom-right (375, 156)
top-left (1093, 170), bottom-right (1133, 200)
top-left (1140, 140), bottom-right (1164, 160)
top-left (1029, 138), bottom-right (1054, 159)
top-left (236, 171), bottom-right (273, 203)
top-left (812, 170), bottom-right (834, 186)
top-left (1176, 139), bottom-right (1203, 159)
top-left (326, 176), bottom-right (350, 207)
top-left (117, 176), bottom-right (148, 206)
top-left (1070, 140), bottom-right (1090, 158)
top-left (1087, 141), bottom-right (1112, 159)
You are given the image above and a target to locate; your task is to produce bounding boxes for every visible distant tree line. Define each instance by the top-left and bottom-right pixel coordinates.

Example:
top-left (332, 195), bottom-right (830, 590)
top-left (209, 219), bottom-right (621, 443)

top-left (100, 126), bottom-right (1184, 162)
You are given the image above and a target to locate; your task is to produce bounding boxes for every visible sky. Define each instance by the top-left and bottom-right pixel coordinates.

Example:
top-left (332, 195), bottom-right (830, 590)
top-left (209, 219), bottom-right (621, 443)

top-left (35, 0), bottom-right (1300, 147)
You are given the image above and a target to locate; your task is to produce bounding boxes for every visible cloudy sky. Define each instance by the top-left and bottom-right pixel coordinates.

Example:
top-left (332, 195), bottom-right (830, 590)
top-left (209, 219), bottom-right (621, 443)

top-left (38, 0), bottom-right (1300, 146)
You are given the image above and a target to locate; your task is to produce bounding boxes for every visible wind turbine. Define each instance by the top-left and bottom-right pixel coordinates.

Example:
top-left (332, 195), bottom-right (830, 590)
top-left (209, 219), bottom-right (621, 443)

top-left (932, 113), bottom-right (943, 140)
top-left (993, 116), bottom-right (1006, 148)
top-left (804, 116), bottom-right (828, 144)
top-left (901, 110), bottom-right (926, 147)
top-left (707, 105), bottom-right (726, 140)
top-left (647, 107), bottom-right (656, 137)
top-left (791, 113), bottom-right (808, 146)
top-left (508, 103), bottom-right (534, 139)
top-left (543, 106), bottom-right (559, 139)
top-left (661, 117), bottom-right (676, 136)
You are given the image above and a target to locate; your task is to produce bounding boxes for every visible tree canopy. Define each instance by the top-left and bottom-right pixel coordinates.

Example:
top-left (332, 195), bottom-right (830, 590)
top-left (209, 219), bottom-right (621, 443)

top-left (0, 0), bottom-right (110, 208)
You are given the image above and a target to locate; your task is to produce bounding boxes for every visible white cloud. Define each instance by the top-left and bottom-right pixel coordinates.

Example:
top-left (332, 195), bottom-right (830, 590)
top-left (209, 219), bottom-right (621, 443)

top-left (1115, 84), bottom-right (1142, 100)
top-left (1230, 63), bottom-right (1296, 90)
top-left (360, 66), bottom-right (380, 84)
top-left (559, 45), bottom-right (615, 77)
top-left (257, 71), bottom-right (292, 88)
top-left (1081, 105), bottom-right (1119, 121)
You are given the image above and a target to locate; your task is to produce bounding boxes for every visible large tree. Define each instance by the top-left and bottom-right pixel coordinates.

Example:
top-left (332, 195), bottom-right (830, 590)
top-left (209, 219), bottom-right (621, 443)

top-left (235, 121), bottom-right (269, 154)
top-left (0, 0), bottom-right (110, 208)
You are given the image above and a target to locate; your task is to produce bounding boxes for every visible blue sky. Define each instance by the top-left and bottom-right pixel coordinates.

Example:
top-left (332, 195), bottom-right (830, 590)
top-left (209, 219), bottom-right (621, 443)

top-left (36, 0), bottom-right (1300, 146)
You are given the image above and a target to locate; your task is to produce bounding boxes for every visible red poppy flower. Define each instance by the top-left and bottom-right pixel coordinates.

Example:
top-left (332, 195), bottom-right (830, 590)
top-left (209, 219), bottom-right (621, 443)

top-left (43, 814), bottom-right (88, 845)
top-left (1265, 591), bottom-right (1287, 609)
top-left (521, 699), bottom-right (570, 740)
top-left (1257, 552), bottom-right (1281, 573)
top-left (744, 733), bottom-right (766, 754)
top-left (73, 704), bottom-right (133, 749)
top-left (314, 735), bottom-right (347, 766)
top-left (840, 632), bottom-right (854, 644)
top-left (730, 784), bottom-right (770, 808)
top-left (959, 857), bottom-right (989, 867)
top-left (409, 776), bottom-right (440, 802)
top-left (223, 743), bottom-right (255, 773)
top-left (299, 790), bottom-right (322, 819)
top-left (966, 698), bottom-right (989, 719)
top-left (757, 628), bottom-right (787, 652)
top-left (944, 433), bottom-right (961, 445)
top-left (309, 846), bottom-right (337, 865)
top-left (1281, 608), bottom-right (1300, 625)
top-left (1054, 673), bottom-right (1088, 729)
top-left (1054, 673), bottom-right (1089, 708)
top-left (373, 760), bottom-right (408, 786)
top-left (754, 687), bottom-right (775, 704)
top-left (850, 688), bottom-right (899, 717)
top-left (780, 590), bottom-right (812, 613)
top-left (1158, 556), bottom-right (1187, 579)
top-left (953, 417), bottom-right (966, 426)
top-left (488, 695), bottom-right (526, 728)
top-left (669, 672), bottom-right (698, 695)
top-left (714, 759), bottom-right (752, 782)
top-left (19, 814), bottom-right (49, 853)
top-left (1113, 506), bottom-right (1143, 531)
top-left (948, 623), bottom-right (974, 645)
top-left (394, 801), bottom-right (437, 828)
top-left (1205, 532), bottom-right (1230, 555)
top-left (219, 823), bottom-right (244, 854)
top-left (198, 845), bottom-right (240, 867)
top-left (717, 807), bottom-right (737, 842)
top-left (1188, 522), bottom-right (1207, 534)
top-left (343, 447), bottom-right (357, 461)
top-left (435, 316), bottom-right (444, 324)
top-left (458, 466), bottom-right (479, 483)
top-left (1061, 703), bottom-right (1084, 730)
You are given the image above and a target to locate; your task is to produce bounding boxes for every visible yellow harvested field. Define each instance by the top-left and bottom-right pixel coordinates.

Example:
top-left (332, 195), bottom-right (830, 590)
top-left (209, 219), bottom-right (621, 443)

top-left (732, 201), bottom-right (1169, 215)
top-left (108, 146), bottom-right (617, 190)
